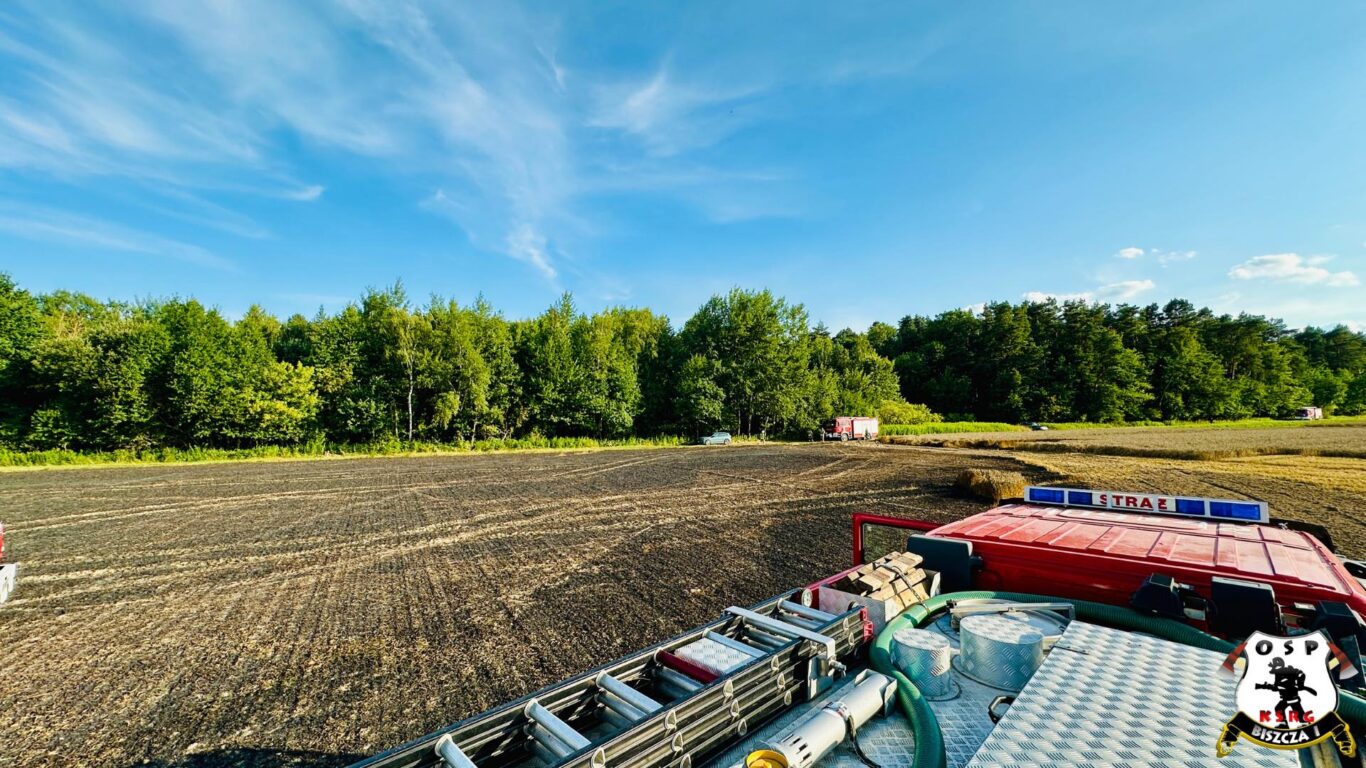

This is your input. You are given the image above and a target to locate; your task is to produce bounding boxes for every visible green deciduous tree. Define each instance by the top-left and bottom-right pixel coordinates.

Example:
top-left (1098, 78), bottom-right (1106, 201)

top-left (674, 354), bottom-right (726, 434)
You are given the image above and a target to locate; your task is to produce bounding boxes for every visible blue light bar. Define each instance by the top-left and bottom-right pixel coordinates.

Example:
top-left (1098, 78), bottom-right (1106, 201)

top-left (1067, 490), bottom-right (1094, 506)
top-left (1027, 487), bottom-right (1065, 504)
top-left (1020, 485), bottom-right (1269, 524)
top-left (1175, 498), bottom-right (1206, 516)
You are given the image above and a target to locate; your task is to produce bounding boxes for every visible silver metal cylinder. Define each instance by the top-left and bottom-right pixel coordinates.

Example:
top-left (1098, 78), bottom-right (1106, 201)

top-left (654, 666), bottom-right (702, 693)
top-left (656, 680), bottom-right (693, 701)
top-left (743, 627), bottom-right (788, 649)
top-left (524, 701), bottom-right (590, 755)
top-left (891, 627), bottom-right (954, 700)
top-left (705, 631), bottom-right (765, 658)
top-left (529, 740), bottom-right (559, 766)
top-left (599, 705), bottom-right (632, 731)
top-left (758, 671), bottom-right (896, 768)
top-left (597, 672), bottom-right (662, 715)
top-left (531, 724), bottom-right (576, 758)
top-left (778, 614), bottom-right (824, 632)
top-left (598, 690), bottom-right (647, 723)
top-left (779, 600), bottom-right (837, 624)
top-left (957, 614), bottom-right (1043, 693)
top-left (434, 734), bottom-right (477, 768)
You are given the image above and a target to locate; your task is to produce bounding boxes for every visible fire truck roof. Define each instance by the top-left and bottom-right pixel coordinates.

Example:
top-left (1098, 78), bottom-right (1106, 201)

top-left (930, 502), bottom-right (1366, 612)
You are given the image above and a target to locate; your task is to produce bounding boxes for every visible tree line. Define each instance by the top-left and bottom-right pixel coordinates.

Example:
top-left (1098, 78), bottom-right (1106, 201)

top-left (1, 273), bottom-right (1363, 452)
top-left (873, 299), bottom-right (1366, 422)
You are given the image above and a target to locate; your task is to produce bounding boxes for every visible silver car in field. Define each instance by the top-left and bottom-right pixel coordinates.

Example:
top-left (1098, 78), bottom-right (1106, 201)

top-left (699, 431), bottom-right (733, 445)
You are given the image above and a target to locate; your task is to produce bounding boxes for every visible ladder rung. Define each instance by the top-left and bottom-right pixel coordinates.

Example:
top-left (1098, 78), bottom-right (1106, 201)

top-left (531, 724), bottom-right (575, 758)
top-left (524, 700), bottom-right (590, 758)
top-left (705, 631), bottom-right (765, 658)
top-left (597, 691), bottom-right (647, 724)
top-left (596, 672), bottom-right (662, 718)
top-left (529, 740), bottom-right (561, 766)
top-left (743, 627), bottom-right (788, 649)
top-left (779, 600), bottom-right (837, 624)
top-left (435, 734), bottom-right (477, 768)
top-left (779, 614), bottom-right (823, 631)
top-left (599, 705), bottom-right (635, 731)
top-left (655, 666), bottom-right (703, 694)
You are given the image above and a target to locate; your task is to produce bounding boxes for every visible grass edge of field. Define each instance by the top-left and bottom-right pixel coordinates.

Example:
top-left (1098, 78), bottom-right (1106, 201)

top-left (5, 415), bottom-right (1365, 471)
top-left (0, 438), bottom-right (794, 472)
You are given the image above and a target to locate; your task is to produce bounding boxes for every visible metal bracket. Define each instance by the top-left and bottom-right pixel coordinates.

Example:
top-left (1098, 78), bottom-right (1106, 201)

top-left (725, 606), bottom-right (838, 660)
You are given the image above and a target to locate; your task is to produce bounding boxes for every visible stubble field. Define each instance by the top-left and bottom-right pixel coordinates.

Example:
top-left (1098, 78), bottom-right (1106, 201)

top-left (1, 435), bottom-right (1363, 768)
top-left (888, 422), bottom-right (1366, 459)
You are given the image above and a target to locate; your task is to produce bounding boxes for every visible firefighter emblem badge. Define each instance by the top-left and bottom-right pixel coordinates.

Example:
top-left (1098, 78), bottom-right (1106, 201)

top-left (1217, 630), bottom-right (1356, 757)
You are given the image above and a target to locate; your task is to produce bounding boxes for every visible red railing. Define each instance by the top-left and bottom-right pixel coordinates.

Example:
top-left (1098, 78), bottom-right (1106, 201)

top-left (851, 512), bottom-right (940, 565)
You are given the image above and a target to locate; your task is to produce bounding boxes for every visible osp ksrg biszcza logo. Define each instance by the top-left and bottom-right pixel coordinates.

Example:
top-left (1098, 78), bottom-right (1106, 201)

top-left (1217, 630), bottom-right (1356, 757)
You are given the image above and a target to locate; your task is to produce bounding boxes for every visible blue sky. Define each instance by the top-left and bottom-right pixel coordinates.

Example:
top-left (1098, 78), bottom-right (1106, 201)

top-left (1, 2), bottom-right (1364, 332)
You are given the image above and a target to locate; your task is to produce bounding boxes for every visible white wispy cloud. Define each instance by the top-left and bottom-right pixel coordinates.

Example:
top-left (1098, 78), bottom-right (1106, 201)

top-left (0, 1), bottom-right (926, 288)
top-left (0, 18), bottom-right (263, 174)
top-left (1096, 279), bottom-right (1156, 300)
top-left (1156, 249), bottom-right (1196, 265)
top-left (1228, 253), bottom-right (1359, 287)
top-left (1112, 245), bottom-right (1195, 266)
top-left (283, 185), bottom-right (325, 202)
top-left (589, 68), bottom-right (763, 156)
top-left (505, 224), bottom-right (558, 282)
top-left (1024, 279), bottom-right (1156, 304)
top-left (1022, 290), bottom-right (1094, 303)
top-left (102, 0), bottom-right (576, 283)
top-left (0, 205), bottom-right (232, 270)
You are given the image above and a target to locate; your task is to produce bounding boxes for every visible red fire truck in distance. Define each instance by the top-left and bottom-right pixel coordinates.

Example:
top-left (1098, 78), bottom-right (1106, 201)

top-left (820, 416), bottom-right (878, 441)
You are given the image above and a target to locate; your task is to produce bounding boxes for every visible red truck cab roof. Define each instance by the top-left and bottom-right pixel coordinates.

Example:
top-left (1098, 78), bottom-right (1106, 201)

top-left (928, 503), bottom-right (1366, 617)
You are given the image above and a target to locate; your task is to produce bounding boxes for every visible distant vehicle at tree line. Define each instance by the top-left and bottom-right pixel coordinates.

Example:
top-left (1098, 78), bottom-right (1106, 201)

top-left (821, 416), bottom-right (879, 441)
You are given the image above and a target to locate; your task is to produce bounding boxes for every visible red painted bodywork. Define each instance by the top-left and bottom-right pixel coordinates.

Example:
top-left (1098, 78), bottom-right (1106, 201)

top-left (0, 521), bottom-right (6, 563)
top-left (821, 417), bottom-right (878, 441)
top-left (845, 505), bottom-right (1366, 619)
top-left (850, 512), bottom-right (939, 565)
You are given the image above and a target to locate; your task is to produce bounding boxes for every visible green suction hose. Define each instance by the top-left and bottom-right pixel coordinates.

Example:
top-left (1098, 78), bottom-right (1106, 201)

top-left (868, 590), bottom-right (1366, 768)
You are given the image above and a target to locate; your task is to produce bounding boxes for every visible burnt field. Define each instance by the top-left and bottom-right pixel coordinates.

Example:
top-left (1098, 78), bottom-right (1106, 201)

top-left (2, 441), bottom-right (1364, 768)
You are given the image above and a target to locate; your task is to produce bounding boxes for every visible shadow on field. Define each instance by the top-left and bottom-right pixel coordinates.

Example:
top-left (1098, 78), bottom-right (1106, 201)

top-left (137, 748), bottom-right (364, 768)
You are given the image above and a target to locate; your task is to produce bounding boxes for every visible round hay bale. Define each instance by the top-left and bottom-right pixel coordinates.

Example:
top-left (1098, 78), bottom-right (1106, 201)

top-left (954, 468), bottom-right (1026, 504)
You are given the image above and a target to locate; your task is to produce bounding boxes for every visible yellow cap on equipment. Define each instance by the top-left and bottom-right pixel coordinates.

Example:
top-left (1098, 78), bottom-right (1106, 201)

top-left (744, 749), bottom-right (788, 768)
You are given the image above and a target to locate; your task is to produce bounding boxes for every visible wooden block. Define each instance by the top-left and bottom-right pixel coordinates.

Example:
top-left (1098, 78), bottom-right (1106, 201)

top-left (869, 582), bottom-right (929, 609)
top-left (886, 552), bottom-right (924, 569)
top-left (873, 551), bottom-right (923, 568)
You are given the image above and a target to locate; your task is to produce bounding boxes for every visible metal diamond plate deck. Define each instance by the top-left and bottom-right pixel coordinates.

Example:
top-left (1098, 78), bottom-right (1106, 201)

top-left (964, 621), bottom-right (1298, 768)
top-left (675, 636), bottom-right (753, 676)
top-left (710, 620), bottom-right (1299, 768)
